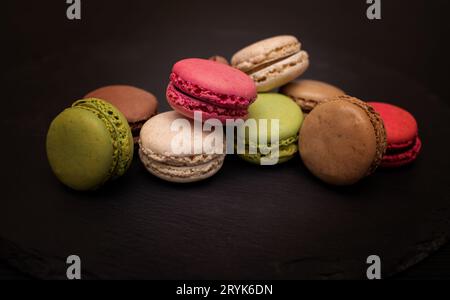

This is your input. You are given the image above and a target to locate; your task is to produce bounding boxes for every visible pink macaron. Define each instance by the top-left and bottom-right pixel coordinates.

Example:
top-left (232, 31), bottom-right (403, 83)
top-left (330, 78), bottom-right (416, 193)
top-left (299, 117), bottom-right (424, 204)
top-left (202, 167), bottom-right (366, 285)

top-left (166, 58), bottom-right (257, 123)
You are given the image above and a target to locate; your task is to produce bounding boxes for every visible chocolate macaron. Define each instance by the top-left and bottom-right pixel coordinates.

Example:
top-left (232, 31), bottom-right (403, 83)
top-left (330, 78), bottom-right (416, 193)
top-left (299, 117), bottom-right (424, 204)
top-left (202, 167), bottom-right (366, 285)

top-left (85, 85), bottom-right (158, 144)
top-left (280, 80), bottom-right (345, 113)
top-left (299, 96), bottom-right (387, 186)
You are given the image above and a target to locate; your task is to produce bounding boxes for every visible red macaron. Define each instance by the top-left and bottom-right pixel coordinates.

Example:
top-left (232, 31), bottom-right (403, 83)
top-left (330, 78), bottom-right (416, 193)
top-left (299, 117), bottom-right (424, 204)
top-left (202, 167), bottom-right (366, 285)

top-left (166, 58), bottom-right (257, 123)
top-left (369, 102), bottom-right (422, 168)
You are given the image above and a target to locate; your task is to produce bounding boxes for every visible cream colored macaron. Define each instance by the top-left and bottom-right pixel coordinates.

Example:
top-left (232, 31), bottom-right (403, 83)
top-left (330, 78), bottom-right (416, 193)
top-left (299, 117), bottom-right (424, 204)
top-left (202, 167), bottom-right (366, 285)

top-left (139, 111), bottom-right (225, 183)
top-left (280, 80), bottom-right (345, 112)
top-left (231, 35), bottom-right (309, 92)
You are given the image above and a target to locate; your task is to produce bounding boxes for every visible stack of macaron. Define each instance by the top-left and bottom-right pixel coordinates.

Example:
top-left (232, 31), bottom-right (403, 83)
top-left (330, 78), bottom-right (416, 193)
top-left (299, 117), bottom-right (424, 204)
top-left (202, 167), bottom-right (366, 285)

top-left (229, 35), bottom-right (309, 165)
top-left (46, 34), bottom-right (422, 190)
top-left (139, 57), bottom-right (258, 182)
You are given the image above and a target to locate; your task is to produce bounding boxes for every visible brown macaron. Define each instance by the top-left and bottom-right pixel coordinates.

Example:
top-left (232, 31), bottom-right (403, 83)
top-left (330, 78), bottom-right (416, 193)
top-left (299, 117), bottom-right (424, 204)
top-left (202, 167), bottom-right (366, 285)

top-left (208, 55), bottom-right (230, 65)
top-left (281, 80), bottom-right (345, 113)
top-left (299, 95), bottom-right (387, 186)
top-left (85, 85), bottom-right (158, 144)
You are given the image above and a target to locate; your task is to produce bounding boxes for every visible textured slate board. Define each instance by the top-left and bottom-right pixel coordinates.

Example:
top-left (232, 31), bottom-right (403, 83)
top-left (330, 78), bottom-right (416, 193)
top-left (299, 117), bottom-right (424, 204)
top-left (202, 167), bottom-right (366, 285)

top-left (1, 0), bottom-right (449, 280)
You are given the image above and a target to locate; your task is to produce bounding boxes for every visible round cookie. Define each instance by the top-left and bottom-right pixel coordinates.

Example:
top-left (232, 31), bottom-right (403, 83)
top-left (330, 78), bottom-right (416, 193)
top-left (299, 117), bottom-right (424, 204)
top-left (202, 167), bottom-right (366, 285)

top-left (237, 93), bottom-right (304, 165)
top-left (167, 58), bottom-right (257, 123)
top-left (299, 96), bottom-right (387, 186)
top-left (46, 98), bottom-right (134, 191)
top-left (139, 111), bottom-right (225, 183)
top-left (231, 35), bottom-right (309, 92)
top-left (369, 102), bottom-right (422, 168)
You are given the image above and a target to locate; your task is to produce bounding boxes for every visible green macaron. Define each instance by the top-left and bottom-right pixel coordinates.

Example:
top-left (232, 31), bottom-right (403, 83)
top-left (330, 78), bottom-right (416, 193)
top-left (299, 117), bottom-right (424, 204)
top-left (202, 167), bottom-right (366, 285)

top-left (237, 93), bottom-right (303, 165)
top-left (46, 98), bottom-right (134, 191)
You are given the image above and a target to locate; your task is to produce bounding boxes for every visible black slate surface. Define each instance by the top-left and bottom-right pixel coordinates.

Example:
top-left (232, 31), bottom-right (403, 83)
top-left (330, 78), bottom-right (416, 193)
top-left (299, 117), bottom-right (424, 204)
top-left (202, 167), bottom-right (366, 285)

top-left (1, 0), bottom-right (449, 279)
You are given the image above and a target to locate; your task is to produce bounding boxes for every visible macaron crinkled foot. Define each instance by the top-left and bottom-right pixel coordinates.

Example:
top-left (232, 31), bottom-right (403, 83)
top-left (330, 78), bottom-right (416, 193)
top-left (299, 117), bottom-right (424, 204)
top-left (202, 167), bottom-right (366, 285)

top-left (46, 98), bottom-right (134, 191)
top-left (280, 79), bottom-right (345, 113)
top-left (299, 96), bottom-right (387, 186)
top-left (231, 35), bottom-right (310, 92)
top-left (85, 85), bottom-right (158, 145)
top-left (237, 93), bottom-right (304, 165)
top-left (369, 102), bottom-right (422, 168)
top-left (166, 58), bottom-right (257, 123)
top-left (139, 111), bottom-right (225, 183)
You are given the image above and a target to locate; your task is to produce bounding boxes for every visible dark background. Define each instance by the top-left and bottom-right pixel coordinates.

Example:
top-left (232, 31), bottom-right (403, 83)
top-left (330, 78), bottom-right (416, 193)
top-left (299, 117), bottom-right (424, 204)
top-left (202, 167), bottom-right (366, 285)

top-left (1, 0), bottom-right (449, 279)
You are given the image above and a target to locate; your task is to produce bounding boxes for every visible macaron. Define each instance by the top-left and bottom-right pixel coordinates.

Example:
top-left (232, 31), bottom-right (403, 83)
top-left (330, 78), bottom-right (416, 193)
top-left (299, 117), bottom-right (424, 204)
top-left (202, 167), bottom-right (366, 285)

top-left (280, 80), bottom-right (345, 113)
top-left (231, 35), bottom-right (309, 92)
top-left (166, 58), bottom-right (257, 123)
top-left (369, 102), bottom-right (422, 168)
top-left (299, 96), bottom-right (387, 186)
top-left (237, 93), bottom-right (304, 165)
top-left (46, 98), bottom-right (134, 191)
top-left (139, 111), bottom-right (225, 183)
top-left (85, 85), bottom-right (158, 144)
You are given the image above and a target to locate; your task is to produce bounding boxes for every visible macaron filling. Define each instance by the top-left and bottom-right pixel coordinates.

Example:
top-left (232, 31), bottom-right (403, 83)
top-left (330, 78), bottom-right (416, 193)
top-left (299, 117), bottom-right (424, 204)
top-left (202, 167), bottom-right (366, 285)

top-left (245, 51), bottom-right (300, 75)
top-left (250, 51), bottom-right (309, 84)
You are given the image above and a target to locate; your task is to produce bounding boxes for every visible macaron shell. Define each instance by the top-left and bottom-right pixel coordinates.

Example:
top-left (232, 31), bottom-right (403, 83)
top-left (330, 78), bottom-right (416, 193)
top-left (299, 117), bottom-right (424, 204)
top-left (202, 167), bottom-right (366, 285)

top-left (140, 111), bottom-right (224, 157)
top-left (172, 58), bottom-right (257, 102)
top-left (299, 98), bottom-right (385, 185)
top-left (139, 150), bottom-right (225, 183)
top-left (245, 93), bottom-right (304, 143)
top-left (250, 51), bottom-right (309, 92)
top-left (84, 85), bottom-right (158, 123)
top-left (73, 98), bottom-right (134, 178)
top-left (46, 107), bottom-right (114, 191)
top-left (369, 102), bottom-right (418, 150)
top-left (231, 35), bottom-right (301, 73)
top-left (239, 141), bottom-right (298, 165)
top-left (280, 80), bottom-right (345, 111)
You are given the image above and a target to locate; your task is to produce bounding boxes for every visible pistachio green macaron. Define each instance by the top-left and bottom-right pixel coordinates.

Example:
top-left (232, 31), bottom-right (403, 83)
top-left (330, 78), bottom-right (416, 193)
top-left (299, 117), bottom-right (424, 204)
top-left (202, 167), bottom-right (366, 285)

top-left (46, 98), bottom-right (134, 191)
top-left (237, 93), bottom-right (304, 165)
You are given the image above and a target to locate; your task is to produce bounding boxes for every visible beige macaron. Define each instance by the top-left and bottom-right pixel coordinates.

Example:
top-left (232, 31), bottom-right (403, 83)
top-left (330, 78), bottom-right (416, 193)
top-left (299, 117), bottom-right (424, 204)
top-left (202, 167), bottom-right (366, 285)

top-left (280, 80), bottom-right (345, 112)
top-left (139, 111), bottom-right (225, 183)
top-left (231, 35), bottom-right (309, 92)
